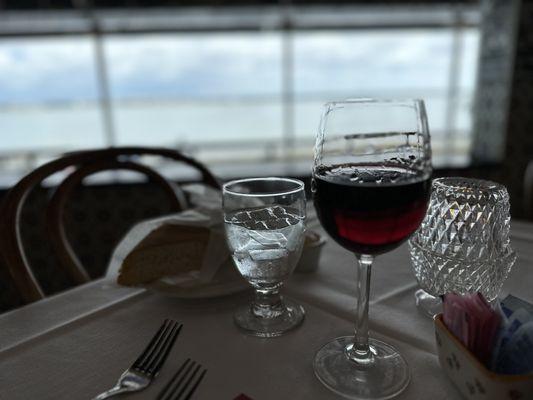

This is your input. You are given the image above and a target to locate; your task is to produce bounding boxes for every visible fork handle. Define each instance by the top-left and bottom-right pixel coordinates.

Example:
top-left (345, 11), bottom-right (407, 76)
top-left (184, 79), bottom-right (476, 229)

top-left (92, 385), bottom-right (134, 400)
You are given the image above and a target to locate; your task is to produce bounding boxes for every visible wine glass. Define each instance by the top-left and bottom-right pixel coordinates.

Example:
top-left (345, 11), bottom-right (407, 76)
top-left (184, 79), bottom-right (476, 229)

top-left (223, 177), bottom-right (306, 337)
top-left (312, 99), bottom-right (432, 399)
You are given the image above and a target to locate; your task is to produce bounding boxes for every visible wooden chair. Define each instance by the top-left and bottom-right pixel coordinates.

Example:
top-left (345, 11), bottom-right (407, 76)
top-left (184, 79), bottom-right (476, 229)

top-left (0, 147), bottom-right (220, 304)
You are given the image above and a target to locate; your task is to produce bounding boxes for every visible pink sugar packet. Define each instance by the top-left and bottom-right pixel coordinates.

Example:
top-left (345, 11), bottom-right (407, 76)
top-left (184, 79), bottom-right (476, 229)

top-left (442, 292), bottom-right (502, 365)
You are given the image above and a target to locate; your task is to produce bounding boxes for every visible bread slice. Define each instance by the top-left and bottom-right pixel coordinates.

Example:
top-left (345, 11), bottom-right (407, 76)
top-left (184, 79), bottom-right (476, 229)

top-left (117, 224), bottom-right (210, 286)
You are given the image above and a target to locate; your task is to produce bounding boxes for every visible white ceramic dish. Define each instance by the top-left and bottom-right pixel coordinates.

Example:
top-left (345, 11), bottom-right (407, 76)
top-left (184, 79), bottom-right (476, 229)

top-left (296, 231), bottom-right (327, 273)
top-left (434, 314), bottom-right (533, 399)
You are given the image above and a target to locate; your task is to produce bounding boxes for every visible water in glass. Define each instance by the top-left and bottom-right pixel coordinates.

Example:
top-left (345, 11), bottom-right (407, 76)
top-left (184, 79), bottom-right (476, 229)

top-left (225, 206), bottom-right (305, 288)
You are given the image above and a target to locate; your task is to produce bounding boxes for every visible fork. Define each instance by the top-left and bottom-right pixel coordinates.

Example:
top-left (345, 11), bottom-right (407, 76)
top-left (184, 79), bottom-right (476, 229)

top-left (92, 319), bottom-right (183, 400)
top-left (156, 358), bottom-right (207, 400)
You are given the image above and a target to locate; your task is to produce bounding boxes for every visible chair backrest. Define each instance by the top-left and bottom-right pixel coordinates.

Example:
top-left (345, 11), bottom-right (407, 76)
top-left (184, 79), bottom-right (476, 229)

top-left (0, 147), bottom-right (220, 304)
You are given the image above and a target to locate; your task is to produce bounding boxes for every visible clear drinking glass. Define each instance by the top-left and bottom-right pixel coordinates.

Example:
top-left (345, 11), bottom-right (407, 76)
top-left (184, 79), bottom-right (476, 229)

top-left (312, 99), bottom-right (432, 399)
top-left (223, 177), bottom-right (306, 337)
top-left (409, 177), bottom-right (516, 318)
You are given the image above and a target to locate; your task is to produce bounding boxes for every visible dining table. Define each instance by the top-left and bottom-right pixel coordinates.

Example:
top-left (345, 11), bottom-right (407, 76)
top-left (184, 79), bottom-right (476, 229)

top-left (1, 218), bottom-right (532, 400)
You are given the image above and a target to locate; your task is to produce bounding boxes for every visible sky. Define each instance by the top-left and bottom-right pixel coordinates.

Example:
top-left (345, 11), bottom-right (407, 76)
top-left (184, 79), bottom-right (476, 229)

top-left (0, 29), bottom-right (479, 104)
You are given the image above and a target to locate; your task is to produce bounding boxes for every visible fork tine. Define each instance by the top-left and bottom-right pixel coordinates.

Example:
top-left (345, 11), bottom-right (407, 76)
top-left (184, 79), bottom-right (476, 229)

top-left (172, 363), bottom-right (201, 400)
top-left (132, 319), bottom-right (173, 368)
top-left (181, 368), bottom-right (207, 400)
top-left (157, 359), bottom-right (195, 400)
top-left (156, 359), bottom-right (191, 400)
top-left (144, 322), bottom-right (182, 376)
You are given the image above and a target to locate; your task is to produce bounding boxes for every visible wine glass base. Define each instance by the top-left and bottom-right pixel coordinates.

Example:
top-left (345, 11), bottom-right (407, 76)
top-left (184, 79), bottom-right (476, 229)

top-left (234, 299), bottom-right (305, 338)
top-left (414, 289), bottom-right (442, 318)
top-left (313, 336), bottom-right (410, 400)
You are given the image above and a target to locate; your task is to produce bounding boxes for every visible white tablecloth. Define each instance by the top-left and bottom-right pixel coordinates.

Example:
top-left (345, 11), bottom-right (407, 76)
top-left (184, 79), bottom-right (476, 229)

top-left (0, 220), bottom-right (532, 400)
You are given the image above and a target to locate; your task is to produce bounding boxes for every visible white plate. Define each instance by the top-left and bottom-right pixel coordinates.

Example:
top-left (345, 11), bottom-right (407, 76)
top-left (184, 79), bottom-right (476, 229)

top-left (140, 232), bottom-right (327, 299)
top-left (118, 229), bottom-right (326, 299)
top-left (142, 260), bottom-right (250, 299)
top-left (144, 277), bottom-right (250, 299)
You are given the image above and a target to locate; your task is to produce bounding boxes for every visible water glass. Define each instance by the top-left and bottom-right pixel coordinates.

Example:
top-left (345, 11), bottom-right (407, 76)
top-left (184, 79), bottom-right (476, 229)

top-left (223, 177), bottom-right (306, 337)
top-left (409, 177), bottom-right (516, 317)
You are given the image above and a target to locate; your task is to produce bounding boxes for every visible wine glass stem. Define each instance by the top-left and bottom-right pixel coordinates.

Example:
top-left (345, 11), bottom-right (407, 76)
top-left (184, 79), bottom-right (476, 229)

top-left (347, 254), bottom-right (374, 365)
top-left (252, 287), bottom-right (284, 319)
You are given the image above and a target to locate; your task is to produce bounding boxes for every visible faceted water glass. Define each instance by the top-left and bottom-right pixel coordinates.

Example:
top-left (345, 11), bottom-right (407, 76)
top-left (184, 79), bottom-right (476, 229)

top-left (223, 177), bottom-right (306, 337)
top-left (409, 177), bottom-right (516, 317)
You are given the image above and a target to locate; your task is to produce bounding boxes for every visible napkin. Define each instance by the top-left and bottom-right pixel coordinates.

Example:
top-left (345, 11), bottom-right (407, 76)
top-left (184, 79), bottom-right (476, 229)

top-left (106, 184), bottom-right (241, 291)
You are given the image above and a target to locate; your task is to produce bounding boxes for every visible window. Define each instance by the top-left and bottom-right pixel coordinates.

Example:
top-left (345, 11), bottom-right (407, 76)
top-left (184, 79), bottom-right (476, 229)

top-left (0, 5), bottom-right (480, 183)
top-left (293, 28), bottom-right (480, 166)
top-left (105, 33), bottom-right (283, 165)
top-left (0, 36), bottom-right (105, 175)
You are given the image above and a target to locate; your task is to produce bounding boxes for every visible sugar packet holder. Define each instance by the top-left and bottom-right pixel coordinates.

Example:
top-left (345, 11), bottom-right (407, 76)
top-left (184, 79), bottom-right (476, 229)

top-left (434, 314), bottom-right (533, 400)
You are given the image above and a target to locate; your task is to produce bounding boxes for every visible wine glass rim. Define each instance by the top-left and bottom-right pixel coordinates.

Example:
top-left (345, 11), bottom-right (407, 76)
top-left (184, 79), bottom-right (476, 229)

top-left (223, 177), bottom-right (305, 197)
top-left (324, 98), bottom-right (424, 108)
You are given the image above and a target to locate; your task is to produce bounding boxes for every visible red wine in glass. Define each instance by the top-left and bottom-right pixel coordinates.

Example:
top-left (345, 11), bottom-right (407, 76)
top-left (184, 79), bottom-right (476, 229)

top-left (313, 163), bottom-right (431, 255)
